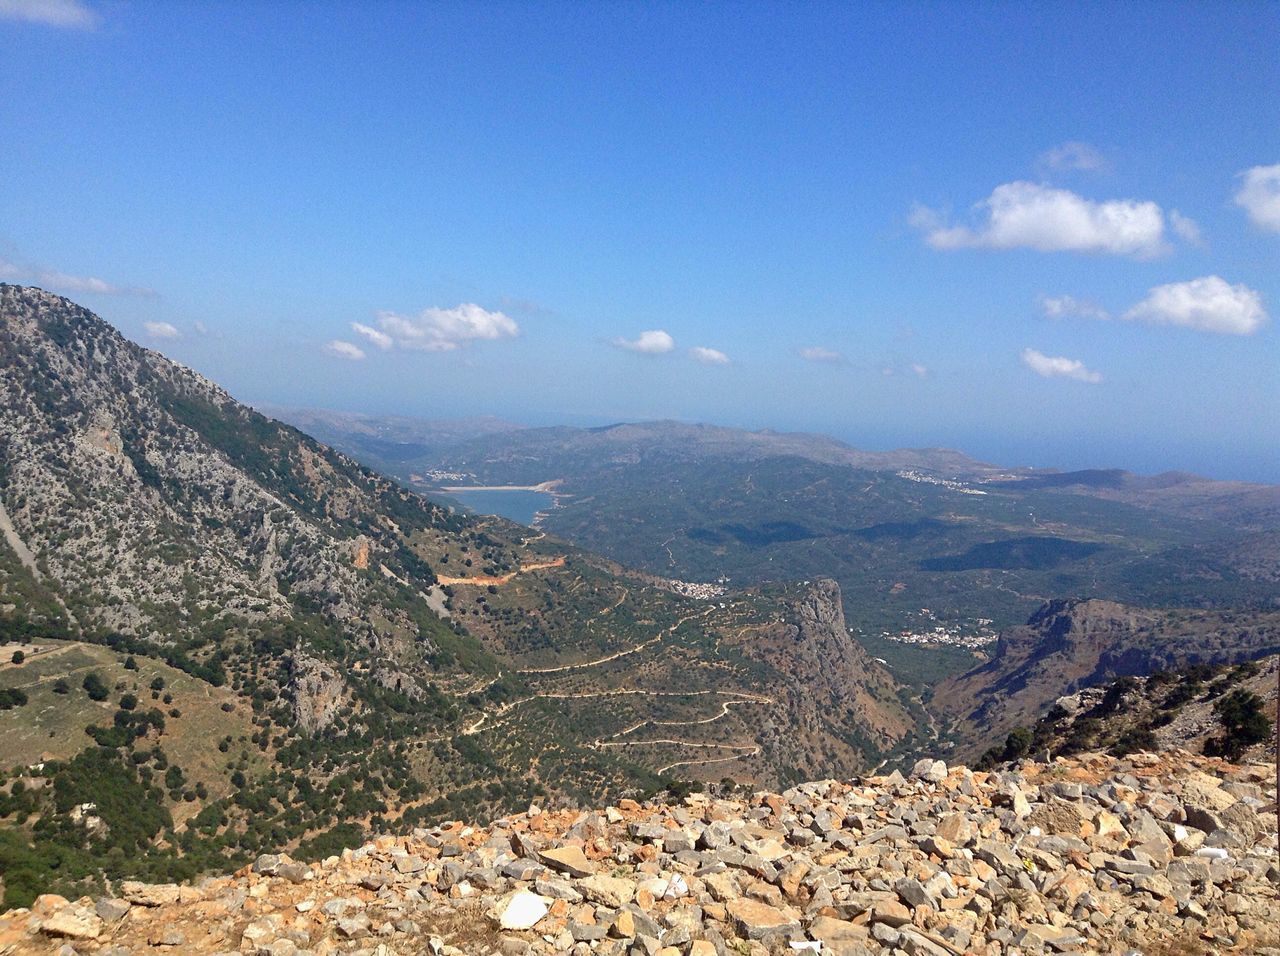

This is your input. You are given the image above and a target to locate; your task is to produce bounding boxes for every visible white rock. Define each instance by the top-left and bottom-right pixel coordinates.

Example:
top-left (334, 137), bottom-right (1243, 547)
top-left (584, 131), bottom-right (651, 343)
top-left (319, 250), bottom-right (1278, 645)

top-left (498, 890), bottom-right (550, 930)
top-left (664, 874), bottom-right (690, 900)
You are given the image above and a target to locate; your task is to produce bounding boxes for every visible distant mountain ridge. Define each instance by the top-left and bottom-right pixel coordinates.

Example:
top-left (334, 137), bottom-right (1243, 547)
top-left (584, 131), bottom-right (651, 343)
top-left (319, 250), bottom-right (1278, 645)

top-left (273, 406), bottom-right (1280, 506)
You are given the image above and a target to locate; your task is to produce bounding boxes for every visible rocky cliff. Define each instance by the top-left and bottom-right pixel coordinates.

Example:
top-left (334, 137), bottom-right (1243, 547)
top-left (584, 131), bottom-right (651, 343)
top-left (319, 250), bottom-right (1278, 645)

top-left (2, 751), bottom-right (1275, 955)
top-left (933, 598), bottom-right (1280, 757)
top-left (1013, 654), bottom-right (1280, 767)
top-left (728, 580), bottom-right (911, 781)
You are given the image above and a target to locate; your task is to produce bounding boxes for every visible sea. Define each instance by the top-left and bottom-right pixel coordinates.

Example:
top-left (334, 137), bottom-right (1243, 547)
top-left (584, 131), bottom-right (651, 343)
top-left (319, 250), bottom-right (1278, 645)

top-left (446, 489), bottom-right (555, 526)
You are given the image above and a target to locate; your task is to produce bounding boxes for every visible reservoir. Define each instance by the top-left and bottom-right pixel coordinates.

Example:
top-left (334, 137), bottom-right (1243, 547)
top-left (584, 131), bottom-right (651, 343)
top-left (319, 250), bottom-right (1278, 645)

top-left (444, 488), bottom-right (555, 526)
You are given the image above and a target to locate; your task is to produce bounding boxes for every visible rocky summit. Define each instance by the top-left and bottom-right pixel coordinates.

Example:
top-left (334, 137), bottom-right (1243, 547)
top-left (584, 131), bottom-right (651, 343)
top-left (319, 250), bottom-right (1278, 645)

top-left (2, 752), bottom-right (1276, 955)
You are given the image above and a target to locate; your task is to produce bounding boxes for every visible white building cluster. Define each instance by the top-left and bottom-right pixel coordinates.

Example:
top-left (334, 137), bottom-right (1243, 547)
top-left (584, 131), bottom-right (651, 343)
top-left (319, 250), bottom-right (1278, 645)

top-left (895, 470), bottom-right (988, 495)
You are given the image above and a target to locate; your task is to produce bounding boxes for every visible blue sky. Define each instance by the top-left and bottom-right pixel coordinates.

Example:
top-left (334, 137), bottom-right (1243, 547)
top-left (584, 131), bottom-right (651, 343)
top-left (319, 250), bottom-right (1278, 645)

top-left (2, 1), bottom-right (1278, 480)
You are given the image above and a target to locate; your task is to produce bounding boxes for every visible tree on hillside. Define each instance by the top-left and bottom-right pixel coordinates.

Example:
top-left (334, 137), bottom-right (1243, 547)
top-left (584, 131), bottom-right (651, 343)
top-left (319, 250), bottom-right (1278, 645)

top-left (82, 671), bottom-right (109, 701)
top-left (1205, 689), bottom-right (1272, 761)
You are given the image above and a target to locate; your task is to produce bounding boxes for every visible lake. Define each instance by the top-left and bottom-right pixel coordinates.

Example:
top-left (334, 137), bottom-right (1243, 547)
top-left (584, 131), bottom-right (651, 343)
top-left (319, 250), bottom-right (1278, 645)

top-left (445, 489), bottom-right (555, 526)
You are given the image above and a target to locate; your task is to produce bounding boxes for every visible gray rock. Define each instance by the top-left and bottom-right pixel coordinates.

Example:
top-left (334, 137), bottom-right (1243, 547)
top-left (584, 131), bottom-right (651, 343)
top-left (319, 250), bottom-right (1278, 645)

top-left (94, 898), bottom-right (131, 922)
top-left (911, 759), bottom-right (948, 783)
top-left (894, 877), bottom-right (935, 910)
top-left (336, 914), bottom-right (372, 939)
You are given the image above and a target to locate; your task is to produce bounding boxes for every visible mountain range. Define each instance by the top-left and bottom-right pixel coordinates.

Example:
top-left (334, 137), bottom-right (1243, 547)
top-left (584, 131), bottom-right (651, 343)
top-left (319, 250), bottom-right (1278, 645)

top-left (0, 286), bottom-right (1277, 911)
top-left (0, 286), bottom-right (914, 906)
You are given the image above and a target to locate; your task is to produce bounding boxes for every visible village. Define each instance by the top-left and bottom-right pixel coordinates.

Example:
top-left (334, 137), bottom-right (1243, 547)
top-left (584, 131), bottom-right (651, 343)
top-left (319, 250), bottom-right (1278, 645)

top-left (664, 578), bottom-right (729, 600)
top-left (872, 607), bottom-right (998, 649)
top-left (895, 469), bottom-right (989, 495)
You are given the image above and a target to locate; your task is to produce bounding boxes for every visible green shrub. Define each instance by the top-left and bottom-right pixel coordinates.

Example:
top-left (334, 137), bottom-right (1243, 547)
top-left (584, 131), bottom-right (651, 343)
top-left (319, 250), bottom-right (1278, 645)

top-left (1205, 689), bottom-right (1272, 761)
top-left (82, 672), bottom-right (109, 701)
top-left (0, 687), bottom-right (28, 709)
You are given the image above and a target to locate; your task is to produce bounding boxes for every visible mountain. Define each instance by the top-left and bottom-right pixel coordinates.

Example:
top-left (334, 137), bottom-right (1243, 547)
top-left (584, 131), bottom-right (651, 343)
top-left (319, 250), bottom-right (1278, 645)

top-left (270, 413), bottom-right (1005, 483)
top-left (0, 286), bottom-right (910, 906)
top-left (276, 410), bottom-right (1280, 687)
top-left (0, 289), bottom-right (471, 653)
top-left (932, 598), bottom-right (1280, 758)
top-left (256, 406), bottom-right (525, 469)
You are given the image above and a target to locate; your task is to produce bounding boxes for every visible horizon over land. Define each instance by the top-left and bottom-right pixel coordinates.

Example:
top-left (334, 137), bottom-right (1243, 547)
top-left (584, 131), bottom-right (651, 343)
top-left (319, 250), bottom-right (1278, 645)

top-left (256, 401), bottom-right (1280, 486)
top-left (1, 1), bottom-right (1276, 484)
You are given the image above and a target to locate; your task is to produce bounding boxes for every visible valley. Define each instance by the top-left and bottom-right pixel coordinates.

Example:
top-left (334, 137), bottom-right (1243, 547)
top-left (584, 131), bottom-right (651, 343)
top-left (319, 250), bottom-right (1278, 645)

top-left (0, 287), bottom-right (1275, 926)
top-left (4, 7), bottom-right (1276, 950)
top-left (0, 286), bottom-right (915, 908)
top-left (281, 411), bottom-right (1280, 688)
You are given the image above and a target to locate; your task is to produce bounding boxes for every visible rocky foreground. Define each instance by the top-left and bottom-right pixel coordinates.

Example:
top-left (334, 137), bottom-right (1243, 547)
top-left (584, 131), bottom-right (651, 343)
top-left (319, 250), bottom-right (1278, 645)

top-left (2, 752), bottom-right (1277, 955)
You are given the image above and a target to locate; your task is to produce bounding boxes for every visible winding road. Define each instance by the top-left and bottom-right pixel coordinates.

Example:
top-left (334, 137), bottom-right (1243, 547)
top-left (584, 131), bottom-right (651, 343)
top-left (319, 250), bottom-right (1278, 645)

top-left (516, 608), bottom-right (710, 675)
top-left (445, 602), bottom-right (766, 778)
top-left (436, 556), bottom-right (566, 587)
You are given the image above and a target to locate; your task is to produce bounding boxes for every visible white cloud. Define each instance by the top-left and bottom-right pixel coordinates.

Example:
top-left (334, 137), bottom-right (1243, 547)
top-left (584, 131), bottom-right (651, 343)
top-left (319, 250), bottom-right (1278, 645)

top-left (143, 321), bottom-right (179, 340)
top-left (354, 304), bottom-right (518, 352)
top-left (1122, 276), bottom-right (1266, 336)
top-left (40, 270), bottom-right (138, 295)
top-left (324, 340), bottom-right (366, 361)
top-left (909, 363), bottom-right (929, 378)
top-left (1021, 348), bottom-right (1102, 384)
top-left (1039, 294), bottom-right (1111, 321)
top-left (798, 346), bottom-right (844, 363)
top-left (1234, 164), bottom-right (1280, 232)
top-left (1038, 141), bottom-right (1107, 173)
top-left (0, 256), bottom-right (153, 296)
top-left (351, 322), bottom-right (393, 350)
top-left (689, 346), bottom-right (730, 365)
top-left (193, 321), bottom-right (208, 335)
top-left (614, 329), bottom-right (675, 354)
top-left (0, 0), bottom-right (98, 28)
top-left (912, 181), bottom-right (1171, 257)
top-left (1169, 210), bottom-right (1204, 246)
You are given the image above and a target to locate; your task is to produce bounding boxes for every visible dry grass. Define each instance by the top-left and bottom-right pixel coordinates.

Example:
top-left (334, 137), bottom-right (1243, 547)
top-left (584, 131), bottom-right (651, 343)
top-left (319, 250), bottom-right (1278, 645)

top-left (0, 639), bottom-right (264, 823)
top-left (420, 899), bottom-right (506, 951)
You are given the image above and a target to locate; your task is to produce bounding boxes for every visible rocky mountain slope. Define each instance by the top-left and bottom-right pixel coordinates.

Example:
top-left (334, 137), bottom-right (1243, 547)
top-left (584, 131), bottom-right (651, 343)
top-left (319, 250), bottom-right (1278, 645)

top-left (2, 750), bottom-right (1275, 955)
top-left (932, 599), bottom-right (1280, 758)
top-left (0, 286), bottom-right (911, 904)
top-left (0, 285), bottom-right (467, 653)
top-left (1003, 654), bottom-right (1280, 768)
